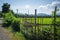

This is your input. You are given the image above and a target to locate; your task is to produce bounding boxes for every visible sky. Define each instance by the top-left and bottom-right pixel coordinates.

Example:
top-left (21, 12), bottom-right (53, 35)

top-left (0, 0), bottom-right (60, 15)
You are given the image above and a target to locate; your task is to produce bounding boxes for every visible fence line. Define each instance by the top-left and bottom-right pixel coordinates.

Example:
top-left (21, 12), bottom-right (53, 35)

top-left (20, 8), bottom-right (60, 40)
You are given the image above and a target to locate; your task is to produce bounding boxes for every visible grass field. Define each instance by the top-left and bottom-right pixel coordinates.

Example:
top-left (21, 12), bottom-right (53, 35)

top-left (19, 17), bottom-right (60, 40)
top-left (20, 17), bottom-right (60, 24)
top-left (5, 17), bottom-right (60, 40)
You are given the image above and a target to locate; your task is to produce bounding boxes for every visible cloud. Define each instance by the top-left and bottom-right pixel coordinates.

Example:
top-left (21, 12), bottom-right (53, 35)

top-left (39, 1), bottom-right (60, 9)
top-left (51, 1), bottom-right (60, 7)
top-left (10, 1), bottom-right (60, 15)
top-left (38, 5), bottom-right (52, 15)
top-left (25, 5), bottom-right (30, 9)
top-left (38, 5), bottom-right (47, 9)
top-left (38, 1), bottom-right (60, 15)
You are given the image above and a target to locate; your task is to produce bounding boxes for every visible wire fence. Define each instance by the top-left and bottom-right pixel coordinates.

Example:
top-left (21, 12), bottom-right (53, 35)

top-left (20, 9), bottom-right (60, 40)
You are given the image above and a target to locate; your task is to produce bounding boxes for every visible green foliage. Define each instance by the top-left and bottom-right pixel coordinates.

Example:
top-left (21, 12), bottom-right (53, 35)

top-left (11, 18), bottom-right (20, 32)
top-left (2, 9), bottom-right (20, 32)
top-left (2, 3), bottom-right (10, 13)
top-left (2, 19), bottom-right (11, 27)
top-left (2, 3), bottom-right (20, 32)
top-left (0, 11), bottom-right (2, 17)
top-left (2, 11), bottom-right (15, 27)
top-left (20, 16), bottom-right (60, 40)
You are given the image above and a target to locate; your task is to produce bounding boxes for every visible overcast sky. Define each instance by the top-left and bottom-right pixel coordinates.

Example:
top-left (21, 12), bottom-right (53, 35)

top-left (0, 0), bottom-right (60, 15)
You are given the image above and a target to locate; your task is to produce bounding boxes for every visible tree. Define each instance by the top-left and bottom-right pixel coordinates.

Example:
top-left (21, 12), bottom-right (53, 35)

top-left (2, 3), bottom-right (10, 13)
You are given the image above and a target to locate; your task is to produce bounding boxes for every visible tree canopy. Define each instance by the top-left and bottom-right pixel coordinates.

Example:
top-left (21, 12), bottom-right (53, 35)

top-left (2, 3), bottom-right (10, 13)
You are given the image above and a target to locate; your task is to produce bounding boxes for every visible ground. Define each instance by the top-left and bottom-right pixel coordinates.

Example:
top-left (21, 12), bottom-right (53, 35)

top-left (0, 26), bottom-right (12, 40)
top-left (0, 18), bottom-right (26, 40)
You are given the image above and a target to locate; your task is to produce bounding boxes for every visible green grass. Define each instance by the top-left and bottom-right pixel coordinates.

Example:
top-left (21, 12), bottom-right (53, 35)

top-left (20, 17), bottom-right (60, 24)
top-left (5, 17), bottom-right (60, 40)
top-left (5, 26), bottom-right (26, 40)
top-left (19, 17), bottom-right (60, 40)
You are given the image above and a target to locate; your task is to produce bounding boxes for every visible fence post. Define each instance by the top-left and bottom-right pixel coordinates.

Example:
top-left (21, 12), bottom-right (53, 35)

top-left (54, 6), bottom-right (57, 40)
top-left (38, 15), bottom-right (40, 40)
top-left (35, 9), bottom-right (37, 39)
top-left (16, 9), bottom-right (18, 17)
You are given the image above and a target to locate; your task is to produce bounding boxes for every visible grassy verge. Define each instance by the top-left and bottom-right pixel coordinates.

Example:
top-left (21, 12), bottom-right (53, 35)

top-left (5, 26), bottom-right (26, 40)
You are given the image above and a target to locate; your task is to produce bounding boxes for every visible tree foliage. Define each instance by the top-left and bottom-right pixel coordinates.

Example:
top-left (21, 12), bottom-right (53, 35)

top-left (2, 3), bottom-right (10, 13)
top-left (2, 3), bottom-right (20, 32)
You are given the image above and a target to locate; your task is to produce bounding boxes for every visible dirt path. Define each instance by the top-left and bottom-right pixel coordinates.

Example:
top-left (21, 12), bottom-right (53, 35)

top-left (0, 18), bottom-right (26, 40)
top-left (0, 25), bottom-right (13, 40)
top-left (0, 18), bottom-right (13, 40)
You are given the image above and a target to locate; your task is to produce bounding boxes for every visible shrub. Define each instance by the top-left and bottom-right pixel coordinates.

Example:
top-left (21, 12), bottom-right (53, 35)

top-left (2, 19), bottom-right (12, 27)
top-left (11, 19), bottom-right (20, 32)
top-left (2, 11), bottom-right (15, 27)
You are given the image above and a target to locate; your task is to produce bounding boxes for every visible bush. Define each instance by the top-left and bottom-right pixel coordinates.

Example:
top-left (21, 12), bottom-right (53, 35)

top-left (2, 19), bottom-right (12, 27)
top-left (2, 11), bottom-right (15, 27)
top-left (2, 10), bottom-right (20, 32)
top-left (11, 19), bottom-right (20, 32)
